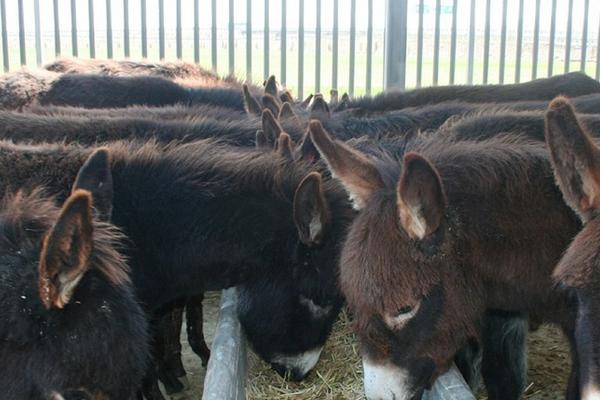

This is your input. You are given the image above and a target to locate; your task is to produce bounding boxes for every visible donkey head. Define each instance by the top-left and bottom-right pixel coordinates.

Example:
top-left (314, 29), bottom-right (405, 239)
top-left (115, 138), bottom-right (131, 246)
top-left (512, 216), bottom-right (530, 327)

top-left (310, 120), bottom-right (480, 400)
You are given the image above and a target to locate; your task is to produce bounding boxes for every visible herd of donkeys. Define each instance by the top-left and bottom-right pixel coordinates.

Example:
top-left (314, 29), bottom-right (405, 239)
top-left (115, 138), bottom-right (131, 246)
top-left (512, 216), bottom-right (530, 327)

top-left (2, 58), bottom-right (600, 400)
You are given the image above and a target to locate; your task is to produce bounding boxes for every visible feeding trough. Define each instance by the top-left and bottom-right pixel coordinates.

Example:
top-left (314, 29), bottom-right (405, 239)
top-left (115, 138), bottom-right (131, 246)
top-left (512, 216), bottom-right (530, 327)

top-left (202, 288), bottom-right (474, 400)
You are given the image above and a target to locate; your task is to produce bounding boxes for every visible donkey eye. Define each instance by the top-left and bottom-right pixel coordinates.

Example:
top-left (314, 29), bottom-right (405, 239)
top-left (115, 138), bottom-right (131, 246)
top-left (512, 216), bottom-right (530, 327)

top-left (384, 301), bottom-right (421, 330)
top-left (397, 305), bottom-right (414, 315)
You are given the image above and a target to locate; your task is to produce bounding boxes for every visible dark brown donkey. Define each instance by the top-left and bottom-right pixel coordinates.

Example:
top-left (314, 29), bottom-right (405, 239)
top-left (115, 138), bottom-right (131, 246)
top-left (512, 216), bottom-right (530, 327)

top-left (545, 97), bottom-right (600, 400)
top-left (309, 120), bottom-right (583, 400)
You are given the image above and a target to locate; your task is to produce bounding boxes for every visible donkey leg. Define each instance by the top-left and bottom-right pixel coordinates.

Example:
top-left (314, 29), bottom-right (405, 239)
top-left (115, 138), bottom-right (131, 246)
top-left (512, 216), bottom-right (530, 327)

top-left (154, 301), bottom-right (187, 394)
top-left (481, 310), bottom-right (528, 400)
top-left (140, 366), bottom-right (167, 400)
top-left (186, 293), bottom-right (211, 366)
top-left (565, 325), bottom-right (582, 400)
top-left (454, 338), bottom-right (482, 390)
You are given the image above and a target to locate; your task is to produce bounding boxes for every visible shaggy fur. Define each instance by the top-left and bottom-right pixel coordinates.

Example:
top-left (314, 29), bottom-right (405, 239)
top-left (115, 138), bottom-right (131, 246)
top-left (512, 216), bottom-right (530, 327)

top-left (0, 69), bottom-right (59, 110)
top-left (0, 189), bottom-right (148, 399)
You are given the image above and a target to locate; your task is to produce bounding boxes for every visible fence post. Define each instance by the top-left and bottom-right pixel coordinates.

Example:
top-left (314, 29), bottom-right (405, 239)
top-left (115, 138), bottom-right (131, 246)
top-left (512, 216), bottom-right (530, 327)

top-left (384, 0), bottom-right (407, 89)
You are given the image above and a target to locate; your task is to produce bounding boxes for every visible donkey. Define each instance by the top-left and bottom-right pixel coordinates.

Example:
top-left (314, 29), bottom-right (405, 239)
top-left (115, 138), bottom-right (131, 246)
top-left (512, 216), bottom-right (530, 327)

top-left (545, 97), bottom-right (600, 400)
top-left (308, 119), bottom-right (584, 400)
top-left (337, 72), bottom-right (600, 113)
top-left (0, 186), bottom-right (149, 399)
top-left (0, 139), bottom-right (354, 395)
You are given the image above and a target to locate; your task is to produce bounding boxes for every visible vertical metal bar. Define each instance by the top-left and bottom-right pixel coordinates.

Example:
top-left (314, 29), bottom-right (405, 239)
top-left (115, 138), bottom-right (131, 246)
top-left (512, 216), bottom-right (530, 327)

top-left (482, 0), bottom-right (490, 84)
top-left (416, 0), bottom-right (423, 87)
top-left (281, 0), bottom-right (287, 85)
top-left (384, 0), bottom-right (408, 89)
top-left (449, 0), bottom-right (457, 84)
top-left (597, 13), bottom-right (600, 80)
top-left (88, 0), bottom-right (96, 58)
top-left (515, 0), bottom-right (524, 82)
top-left (211, 0), bottom-right (217, 71)
top-left (264, 0), bottom-right (269, 78)
top-left (123, 0), bottom-right (130, 57)
top-left (467, 0), bottom-right (476, 84)
top-left (106, 0), bottom-right (113, 58)
top-left (532, 0), bottom-right (540, 79)
top-left (298, 0), bottom-right (304, 98)
top-left (141, 0), bottom-right (147, 57)
top-left (366, 0), bottom-right (373, 94)
top-left (34, 0), bottom-right (42, 65)
top-left (548, 0), bottom-right (557, 76)
top-left (332, 0), bottom-right (338, 90)
top-left (140, 0), bottom-right (148, 58)
top-left (71, 0), bottom-right (78, 56)
top-left (0, 0), bottom-right (8, 71)
top-left (159, 0), bottom-right (165, 59)
top-left (581, 0), bottom-right (589, 72)
top-left (228, 0), bottom-right (234, 75)
top-left (499, 0), bottom-right (507, 83)
top-left (194, 0), bottom-right (199, 63)
top-left (176, 0), bottom-right (182, 59)
top-left (349, 0), bottom-right (355, 95)
top-left (53, 0), bottom-right (61, 56)
top-left (433, 0), bottom-right (441, 86)
top-left (315, 0), bottom-right (321, 92)
top-left (18, 0), bottom-right (26, 65)
top-left (246, 0), bottom-right (252, 81)
top-left (564, 0), bottom-right (573, 73)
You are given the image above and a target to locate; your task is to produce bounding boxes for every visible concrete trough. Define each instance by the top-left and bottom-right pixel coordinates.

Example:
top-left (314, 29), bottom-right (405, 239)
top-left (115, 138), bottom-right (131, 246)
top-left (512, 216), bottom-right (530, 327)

top-left (202, 288), bottom-right (474, 400)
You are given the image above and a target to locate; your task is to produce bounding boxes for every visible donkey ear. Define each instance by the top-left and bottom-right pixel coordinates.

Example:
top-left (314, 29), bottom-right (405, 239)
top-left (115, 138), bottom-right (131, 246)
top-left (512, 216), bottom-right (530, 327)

top-left (264, 75), bottom-right (278, 97)
top-left (278, 102), bottom-right (297, 120)
top-left (73, 148), bottom-right (113, 221)
top-left (397, 153), bottom-right (446, 240)
top-left (39, 190), bottom-right (94, 309)
top-left (545, 97), bottom-right (600, 221)
top-left (294, 172), bottom-right (330, 246)
top-left (309, 120), bottom-right (384, 209)
top-left (243, 84), bottom-right (262, 116)
top-left (276, 132), bottom-right (294, 160)
top-left (262, 94), bottom-right (281, 116)
top-left (255, 130), bottom-right (268, 149)
top-left (297, 130), bottom-right (320, 163)
top-left (301, 94), bottom-right (314, 108)
top-left (330, 89), bottom-right (339, 106)
top-left (262, 109), bottom-right (284, 143)
top-left (280, 90), bottom-right (294, 104)
top-left (310, 95), bottom-right (331, 121)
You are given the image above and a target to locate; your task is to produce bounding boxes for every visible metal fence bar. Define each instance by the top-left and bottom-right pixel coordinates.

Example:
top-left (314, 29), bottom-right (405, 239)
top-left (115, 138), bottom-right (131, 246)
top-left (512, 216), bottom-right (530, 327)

top-left (349, 0), bottom-right (356, 95)
top-left (366, 0), bottom-right (373, 94)
top-left (123, 0), bottom-right (130, 57)
top-left (264, 0), bottom-right (269, 78)
top-left (159, 0), bottom-right (165, 59)
top-left (71, 0), bottom-right (78, 56)
top-left (141, 0), bottom-right (147, 58)
top-left (597, 13), bottom-right (600, 80)
top-left (548, 0), bottom-right (557, 76)
top-left (332, 0), bottom-right (338, 90)
top-left (482, 0), bottom-right (490, 83)
top-left (228, 0), bottom-right (234, 75)
top-left (89, 0), bottom-right (96, 58)
top-left (416, 0), bottom-right (423, 87)
top-left (315, 0), bottom-right (321, 92)
top-left (106, 0), bottom-right (113, 58)
top-left (432, 0), bottom-right (441, 86)
top-left (499, 0), bottom-right (507, 83)
top-left (384, 0), bottom-right (407, 89)
top-left (18, 0), bottom-right (25, 65)
top-left (532, 0), bottom-right (540, 79)
top-left (298, 0), bottom-right (304, 98)
top-left (280, 0), bottom-right (286, 84)
top-left (53, 0), bottom-right (60, 56)
top-left (211, 0), bottom-right (217, 71)
top-left (515, 0), bottom-right (524, 82)
top-left (246, 0), bottom-right (252, 81)
top-left (176, 0), bottom-right (182, 59)
top-left (0, 0), bottom-right (8, 71)
top-left (564, 0), bottom-right (573, 73)
top-left (449, 0), bottom-right (457, 84)
top-left (194, 0), bottom-right (199, 63)
top-left (581, 0), bottom-right (589, 72)
top-left (34, 0), bottom-right (42, 65)
top-left (467, 0), bottom-right (475, 84)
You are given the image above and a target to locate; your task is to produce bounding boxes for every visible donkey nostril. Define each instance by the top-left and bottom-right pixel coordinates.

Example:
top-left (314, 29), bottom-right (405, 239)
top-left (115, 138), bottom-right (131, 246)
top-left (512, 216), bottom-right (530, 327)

top-left (270, 362), bottom-right (288, 378)
top-left (270, 363), bottom-right (310, 381)
top-left (289, 368), bottom-right (310, 382)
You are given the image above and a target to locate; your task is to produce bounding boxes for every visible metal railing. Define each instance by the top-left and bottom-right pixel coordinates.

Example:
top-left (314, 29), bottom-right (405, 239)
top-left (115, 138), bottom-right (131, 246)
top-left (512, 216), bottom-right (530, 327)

top-left (0, 0), bottom-right (599, 96)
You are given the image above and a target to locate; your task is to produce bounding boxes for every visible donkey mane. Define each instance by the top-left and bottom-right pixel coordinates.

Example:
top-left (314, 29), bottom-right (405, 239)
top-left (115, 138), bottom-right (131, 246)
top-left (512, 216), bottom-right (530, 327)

top-left (0, 189), bottom-right (129, 286)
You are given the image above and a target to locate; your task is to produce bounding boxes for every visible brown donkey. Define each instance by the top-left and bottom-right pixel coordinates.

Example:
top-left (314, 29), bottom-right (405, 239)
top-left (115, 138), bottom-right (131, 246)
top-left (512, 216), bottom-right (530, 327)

top-left (545, 97), bottom-right (600, 400)
top-left (309, 120), bottom-right (583, 400)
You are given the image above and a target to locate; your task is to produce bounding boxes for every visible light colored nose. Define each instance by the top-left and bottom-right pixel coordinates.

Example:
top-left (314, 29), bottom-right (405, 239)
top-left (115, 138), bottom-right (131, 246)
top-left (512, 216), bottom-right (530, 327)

top-left (269, 346), bottom-right (324, 381)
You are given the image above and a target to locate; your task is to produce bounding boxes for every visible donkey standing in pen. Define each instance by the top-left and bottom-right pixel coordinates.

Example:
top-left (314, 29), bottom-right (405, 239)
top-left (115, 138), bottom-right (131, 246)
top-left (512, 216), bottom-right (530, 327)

top-left (308, 119), bottom-right (585, 400)
top-left (0, 181), bottom-right (149, 399)
top-left (545, 97), bottom-right (600, 400)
